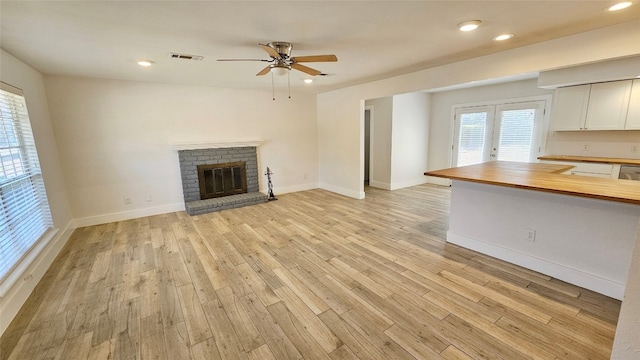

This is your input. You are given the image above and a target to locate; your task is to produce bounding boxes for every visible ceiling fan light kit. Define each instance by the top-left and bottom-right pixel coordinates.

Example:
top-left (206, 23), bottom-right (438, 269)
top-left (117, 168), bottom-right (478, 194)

top-left (270, 64), bottom-right (290, 76)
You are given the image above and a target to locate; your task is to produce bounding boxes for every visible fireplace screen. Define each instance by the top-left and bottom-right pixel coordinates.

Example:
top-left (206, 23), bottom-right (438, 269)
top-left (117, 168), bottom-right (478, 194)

top-left (197, 161), bottom-right (247, 199)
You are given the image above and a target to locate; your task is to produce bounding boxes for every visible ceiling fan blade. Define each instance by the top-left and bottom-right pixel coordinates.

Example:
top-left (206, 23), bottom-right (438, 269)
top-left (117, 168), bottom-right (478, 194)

top-left (291, 63), bottom-right (322, 76)
top-left (291, 54), bottom-right (338, 63)
top-left (217, 59), bottom-right (270, 62)
top-left (258, 43), bottom-right (282, 59)
top-left (256, 65), bottom-right (272, 76)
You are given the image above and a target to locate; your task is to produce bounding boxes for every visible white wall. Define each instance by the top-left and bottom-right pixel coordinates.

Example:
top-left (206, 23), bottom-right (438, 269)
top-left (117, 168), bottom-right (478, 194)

top-left (546, 131), bottom-right (640, 159)
top-left (429, 79), bottom-right (554, 172)
top-left (390, 92), bottom-right (429, 189)
top-left (448, 181), bottom-right (640, 299)
top-left (364, 97), bottom-right (392, 189)
top-left (612, 221), bottom-right (640, 359)
top-left (45, 76), bottom-right (319, 226)
top-left (317, 20), bottom-right (640, 199)
top-left (0, 50), bottom-right (74, 335)
top-left (317, 91), bottom-right (365, 198)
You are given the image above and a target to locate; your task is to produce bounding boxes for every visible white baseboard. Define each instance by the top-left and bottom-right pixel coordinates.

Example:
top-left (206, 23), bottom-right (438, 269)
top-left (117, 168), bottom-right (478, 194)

top-left (424, 176), bottom-right (452, 187)
top-left (0, 221), bottom-right (75, 336)
top-left (390, 177), bottom-right (429, 191)
top-left (447, 231), bottom-right (625, 300)
top-left (368, 180), bottom-right (391, 190)
top-left (319, 183), bottom-right (365, 199)
top-left (72, 202), bottom-right (185, 228)
top-left (261, 183), bottom-right (319, 195)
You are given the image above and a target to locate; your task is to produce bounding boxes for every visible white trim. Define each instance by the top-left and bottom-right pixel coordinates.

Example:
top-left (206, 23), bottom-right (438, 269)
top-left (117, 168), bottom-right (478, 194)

top-left (171, 140), bottom-right (263, 151)
top-left (446, 231), bottom-right (625, 300)
top-left (319, 183), bottom-right (365, 199)
top-left (264, 183), bottom-right (319, 195)
top-left (424, 176), bottom-right (452, 186)
top-left (71, 202), bottom-right (185, 228)
top-left (365, 106), bottom-right (375, 188)
top-left (369, 180), bottom-right (391, 190)
top-left (389, 177), bottom-right (429, 191)
top-left (0, 228), bottom-right (58, 297)
top-left (0, 221), bottom-right (74, 335)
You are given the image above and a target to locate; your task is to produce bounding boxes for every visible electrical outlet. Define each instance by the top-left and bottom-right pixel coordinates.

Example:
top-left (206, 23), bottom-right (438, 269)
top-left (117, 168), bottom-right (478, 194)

top-left (524, 228), bottom-right (536, 242)
top-left (632, 145), bottom-right (639, 153)
top-left (124, 196), bottom-right (132, 205)
top-left (145, 194), bottom-right (152, 202)
top-left (582, 144), bottom-right (590, 151)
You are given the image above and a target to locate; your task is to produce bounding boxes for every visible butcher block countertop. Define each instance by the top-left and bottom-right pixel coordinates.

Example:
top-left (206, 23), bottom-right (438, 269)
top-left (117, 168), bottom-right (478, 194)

top-left (424, 161), bottom-right (640, 205)
top-left (538, 155), bottom-right (640, 165)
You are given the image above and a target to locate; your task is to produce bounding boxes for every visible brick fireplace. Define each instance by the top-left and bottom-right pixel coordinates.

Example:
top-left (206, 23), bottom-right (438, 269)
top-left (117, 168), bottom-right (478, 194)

top-left (176, 142), bottom-right (267, 215)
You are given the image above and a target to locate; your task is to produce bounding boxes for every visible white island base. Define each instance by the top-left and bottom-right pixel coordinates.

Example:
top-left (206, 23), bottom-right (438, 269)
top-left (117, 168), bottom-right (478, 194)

top-left (447, 180), bottom-right (640, 300)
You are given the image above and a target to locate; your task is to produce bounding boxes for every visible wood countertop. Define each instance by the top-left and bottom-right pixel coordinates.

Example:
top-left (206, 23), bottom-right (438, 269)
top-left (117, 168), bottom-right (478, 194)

top-left (538, 155), bottom-right (640, 165)
top-left (424, 161), bottom-right (640, 205)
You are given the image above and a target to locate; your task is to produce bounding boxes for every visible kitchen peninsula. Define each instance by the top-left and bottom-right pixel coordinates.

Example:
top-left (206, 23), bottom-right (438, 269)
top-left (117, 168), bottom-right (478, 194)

top-left (425, 161), bottom-right (640, 299)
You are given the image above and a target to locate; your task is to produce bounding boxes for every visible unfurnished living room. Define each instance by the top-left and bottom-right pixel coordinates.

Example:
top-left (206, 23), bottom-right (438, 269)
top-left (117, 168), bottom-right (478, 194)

top-left (1, 1), bottom-right (640, 359)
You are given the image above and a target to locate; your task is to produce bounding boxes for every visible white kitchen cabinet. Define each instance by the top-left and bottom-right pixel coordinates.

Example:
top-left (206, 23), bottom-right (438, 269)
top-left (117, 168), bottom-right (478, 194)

top-left (551, 85), bottom-right (590, 131)
top-left (625, 79), bottom-right (640, 130)
top-left (551, 80), bottom-right (635, 131)
top-left (585, 80), bottom-right (632, 130)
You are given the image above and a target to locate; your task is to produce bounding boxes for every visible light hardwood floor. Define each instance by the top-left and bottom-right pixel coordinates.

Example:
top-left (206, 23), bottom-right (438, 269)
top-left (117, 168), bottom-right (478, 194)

top-left (1, 184), bottom-right (621, 359)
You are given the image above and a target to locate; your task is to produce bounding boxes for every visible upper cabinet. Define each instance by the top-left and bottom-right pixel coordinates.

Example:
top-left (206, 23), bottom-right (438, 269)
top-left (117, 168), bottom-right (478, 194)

top-left (585, 81), bottom-right (631, 130)
top-left (626, 79), bottom-right (640, 130)
top-left (551, 79), bottom-right (637, 131)
top-left (551, 85), bottom-right (590, 131)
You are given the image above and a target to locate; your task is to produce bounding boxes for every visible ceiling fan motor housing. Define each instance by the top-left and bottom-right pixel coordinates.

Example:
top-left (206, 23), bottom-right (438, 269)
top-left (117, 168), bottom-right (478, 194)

top-left (269, 41), bottom-right (292, 59)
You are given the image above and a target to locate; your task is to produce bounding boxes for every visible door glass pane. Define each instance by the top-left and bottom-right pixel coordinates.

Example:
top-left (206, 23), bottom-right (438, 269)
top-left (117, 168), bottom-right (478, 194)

top-left (214, 169), bottom-right (223, 193)
top-left (457, 112), bottom-right (487, 166)
top-left (232, 166), bottom-right (242, 190)
top-left (222, 167), bottom-right (233, 191)
top-left (496, 109), bottom-right (535, 162)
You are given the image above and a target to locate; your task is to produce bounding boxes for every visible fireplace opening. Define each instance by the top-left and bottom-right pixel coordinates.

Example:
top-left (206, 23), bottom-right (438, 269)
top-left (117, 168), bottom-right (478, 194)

top-left (197, 161), bottom-right (247, 200)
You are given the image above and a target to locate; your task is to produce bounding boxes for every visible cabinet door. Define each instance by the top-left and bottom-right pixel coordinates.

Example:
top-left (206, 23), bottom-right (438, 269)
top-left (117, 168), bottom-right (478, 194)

top-left (626, 79), bottom-right (640, 130)
top-left (585, 80), bottom-right (632, 130)
top-left (551, 85), bottom-right (590, 131)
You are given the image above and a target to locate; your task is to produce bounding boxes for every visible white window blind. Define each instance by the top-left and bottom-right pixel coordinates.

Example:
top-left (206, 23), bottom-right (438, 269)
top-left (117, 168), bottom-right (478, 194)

top-left (0, 82), bottom-right (53, 286)
top-left (456, 112), bottom-right (487, 167)
top-left (496, 109), bottom-right (535, 162)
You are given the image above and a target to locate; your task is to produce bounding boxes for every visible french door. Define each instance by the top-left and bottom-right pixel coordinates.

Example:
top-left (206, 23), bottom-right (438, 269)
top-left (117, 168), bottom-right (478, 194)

top-left (452, 100), bottom-right (547, 167)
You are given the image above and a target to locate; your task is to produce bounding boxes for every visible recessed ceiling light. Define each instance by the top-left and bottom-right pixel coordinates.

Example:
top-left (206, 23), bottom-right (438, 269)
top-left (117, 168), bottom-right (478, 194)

top-left (608, 1), bottom-right (632, 11)
top-left (304, 79), bottom-right (313, 84)
top-left (493, 34), bottom-right (514, 41)
top-left (137, 60), bottom-right (154, 67)
top-left (458, 20), bottom-right (481, 32)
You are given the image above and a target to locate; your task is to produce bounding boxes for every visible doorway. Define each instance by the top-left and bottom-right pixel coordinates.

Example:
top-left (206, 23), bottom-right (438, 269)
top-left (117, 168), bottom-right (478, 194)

top-left (364, 109), bottom-right (371, 186)
top-left (452, 100), bottom-right (547, 166)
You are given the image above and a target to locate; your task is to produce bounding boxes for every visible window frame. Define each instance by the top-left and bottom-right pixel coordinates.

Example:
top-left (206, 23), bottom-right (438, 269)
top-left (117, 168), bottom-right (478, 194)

top-left (450, 95), bottom-right (552, 168)
top-left (0, 81), bottom-right (55, 297)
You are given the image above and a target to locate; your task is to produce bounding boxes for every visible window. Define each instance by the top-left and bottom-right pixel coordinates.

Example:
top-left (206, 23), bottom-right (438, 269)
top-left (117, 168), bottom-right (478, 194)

top-left (452, 100), bottom-right (548, 167)
top-left (0, 82), bottom-right (53, 288)
top-left (454, 106), bottom-right (494, 167)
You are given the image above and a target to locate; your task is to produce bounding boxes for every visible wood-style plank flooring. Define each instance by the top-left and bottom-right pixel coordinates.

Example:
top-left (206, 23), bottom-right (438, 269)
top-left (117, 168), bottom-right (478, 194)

top-left (1, 184), bottom-right (621, 359)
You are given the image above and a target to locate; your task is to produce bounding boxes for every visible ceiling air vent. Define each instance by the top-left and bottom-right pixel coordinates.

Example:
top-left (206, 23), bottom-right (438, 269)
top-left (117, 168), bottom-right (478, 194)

top-left (169, 52), bottom-right (204, 61)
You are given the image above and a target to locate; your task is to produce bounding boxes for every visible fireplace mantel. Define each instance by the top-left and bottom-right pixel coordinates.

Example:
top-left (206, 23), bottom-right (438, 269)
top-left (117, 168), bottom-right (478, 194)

top-left (171, 140), bottom-right (263, 151)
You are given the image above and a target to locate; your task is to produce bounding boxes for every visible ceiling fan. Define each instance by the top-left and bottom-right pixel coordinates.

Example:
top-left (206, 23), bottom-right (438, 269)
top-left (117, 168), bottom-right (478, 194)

top-left (217, 41), bottom-right (338, 76)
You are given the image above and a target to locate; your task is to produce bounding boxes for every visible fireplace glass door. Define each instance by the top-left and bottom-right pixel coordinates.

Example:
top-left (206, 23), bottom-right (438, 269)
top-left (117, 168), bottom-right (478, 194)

top-left (197, 161), bottom-right (247, 199)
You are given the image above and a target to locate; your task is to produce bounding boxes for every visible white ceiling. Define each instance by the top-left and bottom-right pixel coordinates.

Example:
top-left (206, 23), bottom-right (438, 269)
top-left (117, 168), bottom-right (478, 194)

top-left (2, 1), bottom-right (639, 93)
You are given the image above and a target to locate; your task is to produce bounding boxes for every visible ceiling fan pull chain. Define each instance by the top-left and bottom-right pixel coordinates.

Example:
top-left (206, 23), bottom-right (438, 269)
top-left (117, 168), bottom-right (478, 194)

top-left (288, 71), bottom-right (291, 99)
top-left (271, 71), bottom-right (275, 101)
